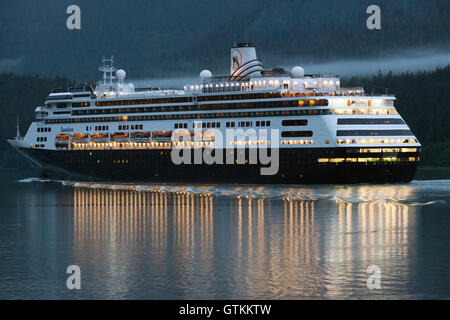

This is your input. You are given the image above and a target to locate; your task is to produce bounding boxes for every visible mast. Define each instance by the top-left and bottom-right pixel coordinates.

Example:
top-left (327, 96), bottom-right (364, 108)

top-left (98, 56), bottom-right (117, 85)
top-left (15, 115), bottom-right (22, 140)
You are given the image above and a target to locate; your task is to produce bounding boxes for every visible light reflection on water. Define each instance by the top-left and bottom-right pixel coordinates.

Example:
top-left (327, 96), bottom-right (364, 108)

top-left (1, 179), bottom-right (449, 299)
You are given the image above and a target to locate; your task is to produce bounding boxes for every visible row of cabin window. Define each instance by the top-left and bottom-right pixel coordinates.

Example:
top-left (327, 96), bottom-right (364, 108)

top-left (238, 121), bottom-right (252, 127)
top-left (72, 102), bottom-right (91, 108)
top-left (94, 93), bottom-right (282, 107)
top-left (194, 122), bottom-right (221, 129)
top-left (282, 119), bottom-right (308, 126)
top-left (256, 120), bottom-right (270, 127)
top-left (73, 99), bottom-right (328, 116)
top-left (46, 109), bottom-right (332, 124)
top-left (118, 124), bottom-right (143, 131)
top-left (85, 125), bottom-right (148, 131)
top-left (225, 120), bottom-right (271, 128)
top-left (51, 97), bottom-right (332, 110)
top-left (95, 97), bottom-right (190, 107)
top-left (47, 102), bottom-right (91, 109)
top-left (197, 92), bottom-right (282, 102)
top-left (36, 137), bottom-right (47, 142)
top-left (281, 131), bottom-right (314, 138)
top-left (92, 125), bottom-right (110, 131)
top-left (85, 92), bottom-right (326, 108)
top-left (174, 123), bottom-right (188, 129)
top-left (37, 127), bottom-right (51, 132)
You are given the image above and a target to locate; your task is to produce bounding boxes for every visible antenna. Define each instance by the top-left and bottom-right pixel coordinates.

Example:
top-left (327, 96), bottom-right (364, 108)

top-left (16, 114), bottom-right (22, 140)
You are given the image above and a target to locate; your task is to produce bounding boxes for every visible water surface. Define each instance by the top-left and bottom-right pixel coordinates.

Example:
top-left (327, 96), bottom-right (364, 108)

top-left (0, 172), bottom-right (449, 299)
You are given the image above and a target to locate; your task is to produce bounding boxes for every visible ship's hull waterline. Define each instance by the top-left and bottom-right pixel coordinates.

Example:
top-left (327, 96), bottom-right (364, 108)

top-left (17, 147), bottom-right (419, 184)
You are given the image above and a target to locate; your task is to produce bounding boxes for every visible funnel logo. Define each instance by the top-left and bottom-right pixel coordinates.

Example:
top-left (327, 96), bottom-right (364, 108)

top-left (231, 49), bottom-right (242, 74)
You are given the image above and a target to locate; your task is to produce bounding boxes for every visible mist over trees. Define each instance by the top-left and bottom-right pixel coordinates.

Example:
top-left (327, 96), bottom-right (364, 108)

top-left (1, 0), bottom-right (449, 79)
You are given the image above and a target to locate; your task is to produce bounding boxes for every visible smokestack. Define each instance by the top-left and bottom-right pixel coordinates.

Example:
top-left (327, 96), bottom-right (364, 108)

top-left (230, 42), bottom-right (263, 80)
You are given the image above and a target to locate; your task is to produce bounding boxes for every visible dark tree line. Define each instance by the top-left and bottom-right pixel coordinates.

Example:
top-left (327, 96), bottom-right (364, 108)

top-left (0, 74), bottom-right (73, 167)
top-left (0, 65), bottom-right (449, 167)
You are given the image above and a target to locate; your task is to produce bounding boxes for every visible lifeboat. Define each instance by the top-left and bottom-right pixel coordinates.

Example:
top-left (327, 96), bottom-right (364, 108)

top-left (131, 131), bottom-right (151, 142)
top-left (91, 132), bottom-right (109, 143)
top-left (173, 129), bottom-right (194, 141)
top-left (152, 131), bottom-right (172, 142)
top-left (197, 130), bottom-right (215, 142)
top-left (111, 132), bottom-right (129, 142)
top-left (55, 134), bottom-right (69, 148)
top-left (71, 133), bottom-right (89, 143)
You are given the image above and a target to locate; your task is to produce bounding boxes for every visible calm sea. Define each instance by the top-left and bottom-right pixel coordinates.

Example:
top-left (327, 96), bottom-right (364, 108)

top-left (0, 170), bottom-right (449, 299)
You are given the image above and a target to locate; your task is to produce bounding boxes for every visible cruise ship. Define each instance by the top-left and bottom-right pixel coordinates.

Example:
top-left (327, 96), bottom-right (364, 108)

top-left (8, 43), bottom-right (421, 183)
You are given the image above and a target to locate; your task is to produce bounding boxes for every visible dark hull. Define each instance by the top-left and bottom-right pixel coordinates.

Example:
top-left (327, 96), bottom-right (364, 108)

top-left (16, 147), bottom-right (419, 184)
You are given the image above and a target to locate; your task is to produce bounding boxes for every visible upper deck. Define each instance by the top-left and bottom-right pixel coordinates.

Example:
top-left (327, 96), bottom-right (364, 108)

top-left (35, 43), bottom-right (396, 121)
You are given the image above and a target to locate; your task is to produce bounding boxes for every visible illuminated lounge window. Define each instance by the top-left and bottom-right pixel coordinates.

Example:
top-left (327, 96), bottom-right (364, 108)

top-left (337, 138), bottom-right (418, 144)
top-left (281, 139), bottom-right (313, 145)
top-left (297, 99), bottom-right (328, 107)
top-left (72, 102), bottom-right (90, 108)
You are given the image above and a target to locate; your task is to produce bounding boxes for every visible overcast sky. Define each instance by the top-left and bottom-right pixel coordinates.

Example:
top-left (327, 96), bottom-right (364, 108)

top-left (1, 0), bottom-right (449, 80)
